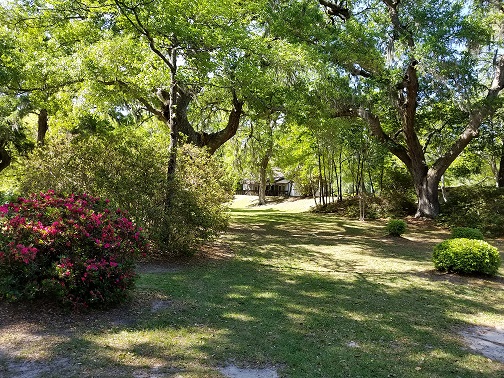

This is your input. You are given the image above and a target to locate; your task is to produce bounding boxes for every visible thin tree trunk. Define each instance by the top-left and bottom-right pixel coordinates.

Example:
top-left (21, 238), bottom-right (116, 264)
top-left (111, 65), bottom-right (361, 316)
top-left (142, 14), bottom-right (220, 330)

top-left (258, 154), bottom-right (269, 205)
top-left (317, 144), bottom-right (325, 205)
top-left (368, 169), bottom-right (375, 195)
top-left (37, 109), bottom-right (48, 145)
top-left (359, 172), bottom-right (366, 221)
top-left (338, 150), bottom-right (343, 201)
top-left (441, 175), bottom-right (448, 203)
top-left (498, 141), bottom-right (504, 187)
top-left (332, 155), bottom-right (338, 203)
top-left (164, 49), bottom-right (179, 213)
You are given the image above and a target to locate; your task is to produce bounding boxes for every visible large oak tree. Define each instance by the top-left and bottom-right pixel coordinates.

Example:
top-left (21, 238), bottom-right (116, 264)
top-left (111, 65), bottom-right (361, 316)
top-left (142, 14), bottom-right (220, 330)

top-left (311, 0), bottom-right (504, 217)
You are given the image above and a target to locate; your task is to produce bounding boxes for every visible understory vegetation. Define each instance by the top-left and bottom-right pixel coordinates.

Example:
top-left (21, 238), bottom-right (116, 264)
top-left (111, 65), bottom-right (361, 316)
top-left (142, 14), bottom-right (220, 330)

top-left (0, 202), bottom-right (502, 377)
top-left (311, 185), bottom-right (504, 238)
top-left (16, 130), bottom-right (232, 256)
top-left (438, 186), bottom-right (504, 237)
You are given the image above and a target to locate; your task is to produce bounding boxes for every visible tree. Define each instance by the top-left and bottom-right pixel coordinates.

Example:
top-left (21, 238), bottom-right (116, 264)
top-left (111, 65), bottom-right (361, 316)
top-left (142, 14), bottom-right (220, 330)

top-left (0, 1), bottom-right (90, 158)
top-left (311, 0), bottom-right (504, 217)
top-left (0, 21), bottom-right (36, 173)
top-left (3, 0), bottom-right (277, 213)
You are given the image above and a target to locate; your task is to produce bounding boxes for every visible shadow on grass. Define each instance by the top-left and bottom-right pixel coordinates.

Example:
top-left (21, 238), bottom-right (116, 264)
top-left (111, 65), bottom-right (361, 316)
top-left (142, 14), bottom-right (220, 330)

top-left (227, 210), bottom-right (441, 264)
top-left (0, 209), bottom-right (502, 377)
top-left (138, 260), bottom-right (503, 377)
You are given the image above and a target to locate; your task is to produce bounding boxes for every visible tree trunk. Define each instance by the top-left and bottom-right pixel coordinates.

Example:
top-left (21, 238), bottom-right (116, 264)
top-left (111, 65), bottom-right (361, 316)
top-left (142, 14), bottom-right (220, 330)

top-left (37, 109), bottom-right (48, 145)
top-left (258, 154), bottom-right (269, 205)
top-left (317, 146), bottom-right (325, 205)
top-left (0, 145), bottom-right (11, 173)
top-left (498, 141), bottom-right (504, 187)
top-left (441, 175), bottom-right (448, 203)
top-left (359, 173), bottom-right (366, 221)
top-left (414, 171), bottom-right (441, 218)
top-left (164, 49), bottom-right (179, 213)
top-left (258, 125), bottom-right (274, 205)
top-left (338, 150), bottom-right (343, 201)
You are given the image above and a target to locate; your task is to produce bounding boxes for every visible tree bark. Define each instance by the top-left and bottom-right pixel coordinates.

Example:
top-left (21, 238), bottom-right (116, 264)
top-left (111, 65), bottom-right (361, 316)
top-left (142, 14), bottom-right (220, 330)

top-left (37, 109), bottom-right (48, 145)
top-left (164, 48), bottom-right (179, 213)
top-left (0, 145), bottom-right (11, 173)
top-left (413, 171), bottom-right (441, 218)
top-left (258, 154), bottom-right (269, 206)
top-left (498, 141), bottom-right (504, 187)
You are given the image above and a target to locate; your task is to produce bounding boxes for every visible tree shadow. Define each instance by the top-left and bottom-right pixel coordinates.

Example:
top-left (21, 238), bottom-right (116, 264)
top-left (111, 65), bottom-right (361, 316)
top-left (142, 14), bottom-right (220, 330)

top-left (0, 209), bottom-right (502, 377)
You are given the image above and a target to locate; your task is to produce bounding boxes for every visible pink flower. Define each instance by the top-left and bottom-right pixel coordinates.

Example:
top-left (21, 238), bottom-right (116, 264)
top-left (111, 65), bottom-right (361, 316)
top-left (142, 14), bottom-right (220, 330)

top-left (0, 204), bottom-right (8, 215)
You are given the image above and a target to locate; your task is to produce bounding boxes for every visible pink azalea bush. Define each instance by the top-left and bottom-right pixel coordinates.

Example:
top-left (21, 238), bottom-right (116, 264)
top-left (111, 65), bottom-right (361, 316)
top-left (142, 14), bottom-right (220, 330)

top-left (0, 191), bottom-right (148, 309)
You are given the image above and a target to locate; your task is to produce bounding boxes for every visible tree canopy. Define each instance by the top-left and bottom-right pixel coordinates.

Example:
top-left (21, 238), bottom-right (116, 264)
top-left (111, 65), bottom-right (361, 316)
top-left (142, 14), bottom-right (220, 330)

top-left (1, 0), bottom-right (504, 218)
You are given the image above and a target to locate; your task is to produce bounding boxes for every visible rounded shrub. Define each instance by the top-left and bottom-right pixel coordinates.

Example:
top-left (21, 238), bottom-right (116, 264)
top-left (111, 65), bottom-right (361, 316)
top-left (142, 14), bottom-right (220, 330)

top-left (432, 238), bottom-right (501, 276)
top-left (0, 191), bottom-right (148, 309)
top-left (386, 219), bottom-right (407, 236)
top-left (450, 227), bottom-right (484, 240)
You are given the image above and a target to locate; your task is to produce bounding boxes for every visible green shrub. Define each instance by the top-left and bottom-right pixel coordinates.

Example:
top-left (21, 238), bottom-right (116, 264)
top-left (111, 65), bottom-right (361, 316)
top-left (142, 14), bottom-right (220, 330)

top-left (439, 186), bottom-right (504, 236)
top-left (450, 227), bottom-right (484, 240)
top-left (386, 219), bottom-right (407, 236)
top-left (0, 189), bottom-right (17, 204)
top-left (18, 130), bottom-right (232, 256)
top-left (312, 196), bottom-right (388, 219)
top-left (432, 238), bottom-right (501, 276)
top-left (150, 144), bottom-right (232, 255)
top-left (380, 166), bottom-right (417, 216)
top-left (0, 191), bottom-right (147, 309)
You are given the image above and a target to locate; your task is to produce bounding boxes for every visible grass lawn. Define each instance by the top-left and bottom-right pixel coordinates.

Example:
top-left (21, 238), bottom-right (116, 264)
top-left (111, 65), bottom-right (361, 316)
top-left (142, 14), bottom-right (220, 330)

top-left (0, 197), bottom-right (503, 377)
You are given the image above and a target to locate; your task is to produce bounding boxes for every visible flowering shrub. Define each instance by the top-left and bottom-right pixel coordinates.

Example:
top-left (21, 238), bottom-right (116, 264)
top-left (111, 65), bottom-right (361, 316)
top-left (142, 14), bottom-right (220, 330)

top-left (0, 191), bottom-right (148, 309)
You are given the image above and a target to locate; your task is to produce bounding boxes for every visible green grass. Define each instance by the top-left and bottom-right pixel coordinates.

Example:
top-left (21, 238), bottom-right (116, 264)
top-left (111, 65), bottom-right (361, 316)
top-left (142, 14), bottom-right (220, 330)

top-left (0, 202), bottom-right (503, 377)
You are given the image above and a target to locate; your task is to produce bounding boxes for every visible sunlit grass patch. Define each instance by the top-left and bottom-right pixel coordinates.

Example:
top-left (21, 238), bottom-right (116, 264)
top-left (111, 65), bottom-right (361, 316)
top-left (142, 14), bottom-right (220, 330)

top-left (0, 197), bottom-right (503, 377)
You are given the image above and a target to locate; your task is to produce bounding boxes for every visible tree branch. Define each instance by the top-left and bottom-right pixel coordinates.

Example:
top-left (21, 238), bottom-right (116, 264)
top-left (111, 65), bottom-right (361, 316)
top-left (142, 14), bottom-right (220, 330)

top-left (197, 89), bottom-right (244, 154)
top-left (6, 79), bottom-right (84, 94)
top-left (319, 0), bottom-right (351, 22)
top-left (99, 79), bottom-right (165, 120)
top-left (331, 107), bottom-right (412, 169)
top-left (422, 121), bottom-right (448, 154)
top-left (431, 54), bottom-right (504, 176)
top-left (113, 0), bottom-right (176, 71)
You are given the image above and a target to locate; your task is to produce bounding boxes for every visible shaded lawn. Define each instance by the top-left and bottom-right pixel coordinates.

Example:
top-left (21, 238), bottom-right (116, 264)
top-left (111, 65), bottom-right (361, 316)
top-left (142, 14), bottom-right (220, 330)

top-left (0, 205), bottom-right (503, 377)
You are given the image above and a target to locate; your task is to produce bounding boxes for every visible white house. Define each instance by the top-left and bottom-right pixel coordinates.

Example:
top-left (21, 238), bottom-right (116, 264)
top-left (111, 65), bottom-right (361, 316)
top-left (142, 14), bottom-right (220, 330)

top-left (238, 174), bottom-right (301, 197)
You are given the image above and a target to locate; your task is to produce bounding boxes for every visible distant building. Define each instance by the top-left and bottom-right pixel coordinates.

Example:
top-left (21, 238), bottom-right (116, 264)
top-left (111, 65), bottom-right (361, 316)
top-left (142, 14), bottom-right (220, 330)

top-left (237, 174), bottom-right (301, 197)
